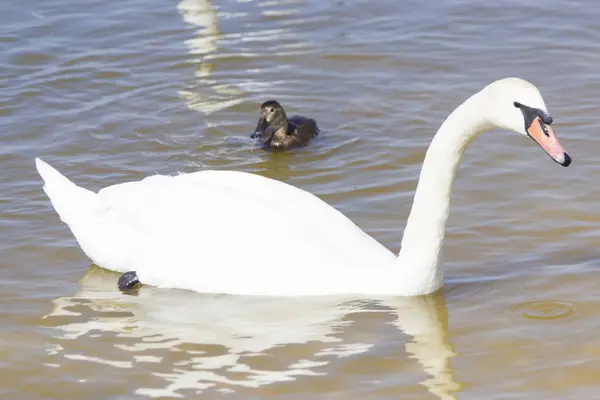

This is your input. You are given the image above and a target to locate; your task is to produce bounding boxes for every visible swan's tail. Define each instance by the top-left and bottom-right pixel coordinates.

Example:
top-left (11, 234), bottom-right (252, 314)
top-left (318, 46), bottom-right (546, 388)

top-left (35, 158), bottom-right (98, 225)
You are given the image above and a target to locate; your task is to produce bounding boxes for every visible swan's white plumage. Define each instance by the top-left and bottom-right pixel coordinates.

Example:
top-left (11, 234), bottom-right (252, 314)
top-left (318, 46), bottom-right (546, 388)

top-left (37, 159), bottom-right (397, 295)
top-left (36, 78), bottom-right (562, 297)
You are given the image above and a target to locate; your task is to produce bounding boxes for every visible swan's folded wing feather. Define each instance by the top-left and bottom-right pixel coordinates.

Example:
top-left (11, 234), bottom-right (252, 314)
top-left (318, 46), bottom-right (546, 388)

top-left (91, 170), bottom-right (394, 294)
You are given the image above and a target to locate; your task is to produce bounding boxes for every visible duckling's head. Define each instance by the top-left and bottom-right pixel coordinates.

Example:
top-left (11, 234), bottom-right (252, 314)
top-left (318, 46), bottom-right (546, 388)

top-left (251, 100), bottom-right (288, 144)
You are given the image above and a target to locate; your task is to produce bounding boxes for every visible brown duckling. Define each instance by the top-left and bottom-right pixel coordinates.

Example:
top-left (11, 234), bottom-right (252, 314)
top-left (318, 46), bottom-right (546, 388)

top-left (250, 100), bottom-right (319, 150)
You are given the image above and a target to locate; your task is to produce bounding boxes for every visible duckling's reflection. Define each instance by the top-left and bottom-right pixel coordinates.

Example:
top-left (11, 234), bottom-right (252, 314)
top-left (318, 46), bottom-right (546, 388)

top-left (43, 266), bottom-right (461, 398)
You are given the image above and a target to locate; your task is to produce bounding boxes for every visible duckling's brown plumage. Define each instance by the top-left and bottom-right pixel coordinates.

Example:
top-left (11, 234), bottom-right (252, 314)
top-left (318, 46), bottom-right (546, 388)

top-left (251, 100), bottom-right (319, 150)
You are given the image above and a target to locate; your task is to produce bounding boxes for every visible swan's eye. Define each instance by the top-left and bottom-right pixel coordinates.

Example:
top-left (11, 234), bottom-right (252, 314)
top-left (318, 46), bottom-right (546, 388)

top-left (541, 113), bottom-right (553, 125)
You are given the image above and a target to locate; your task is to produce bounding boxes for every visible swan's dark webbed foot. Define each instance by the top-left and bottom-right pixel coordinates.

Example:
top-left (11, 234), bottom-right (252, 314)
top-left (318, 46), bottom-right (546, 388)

top-left (118, 271), bottom-right (141, 292)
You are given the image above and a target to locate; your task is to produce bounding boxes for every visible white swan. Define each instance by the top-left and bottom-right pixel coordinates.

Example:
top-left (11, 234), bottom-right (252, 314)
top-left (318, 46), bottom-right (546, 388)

top-left (35, 78), bottom-right (571, 297)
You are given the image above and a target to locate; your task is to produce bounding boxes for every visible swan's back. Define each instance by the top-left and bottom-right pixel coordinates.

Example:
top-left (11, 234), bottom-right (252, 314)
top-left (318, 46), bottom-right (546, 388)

top-left (45, 165), bottom-right (395, 296)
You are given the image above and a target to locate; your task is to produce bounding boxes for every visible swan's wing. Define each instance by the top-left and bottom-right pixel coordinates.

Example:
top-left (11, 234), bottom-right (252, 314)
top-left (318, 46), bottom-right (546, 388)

top-left (94, 170), bottom-right (394, 295)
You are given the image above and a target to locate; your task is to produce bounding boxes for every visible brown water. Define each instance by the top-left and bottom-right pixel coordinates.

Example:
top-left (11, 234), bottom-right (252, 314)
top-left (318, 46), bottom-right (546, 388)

top-left (3, 0), bottom-right (600, 398)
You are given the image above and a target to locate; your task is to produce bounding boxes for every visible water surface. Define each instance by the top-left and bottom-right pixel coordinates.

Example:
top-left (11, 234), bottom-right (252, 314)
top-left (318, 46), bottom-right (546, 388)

top-left (3, 0), bottom-right (600, 398)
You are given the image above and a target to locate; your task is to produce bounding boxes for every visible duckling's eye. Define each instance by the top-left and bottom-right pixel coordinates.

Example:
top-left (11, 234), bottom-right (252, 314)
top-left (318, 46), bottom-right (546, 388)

top-left (269, 108), bottom-right (275, 113)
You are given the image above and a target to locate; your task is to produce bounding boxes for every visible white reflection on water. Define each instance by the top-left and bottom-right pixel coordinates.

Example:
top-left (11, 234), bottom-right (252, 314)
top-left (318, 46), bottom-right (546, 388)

top-left (177, 0), bottom-right (247, 115)
top-left (43, 266), bottom-right (460, 398)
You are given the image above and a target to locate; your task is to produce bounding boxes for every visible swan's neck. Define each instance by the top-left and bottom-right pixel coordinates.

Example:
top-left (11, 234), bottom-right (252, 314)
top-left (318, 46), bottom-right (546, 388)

top-left (396, 91), bottom-right (492, 295)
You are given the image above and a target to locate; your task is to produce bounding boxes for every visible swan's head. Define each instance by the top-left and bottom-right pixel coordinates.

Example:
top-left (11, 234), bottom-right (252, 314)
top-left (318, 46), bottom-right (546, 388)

top-left (482, 78), bottom-right (571, 167)
top-left (251, 100), bottom-right (288, 143)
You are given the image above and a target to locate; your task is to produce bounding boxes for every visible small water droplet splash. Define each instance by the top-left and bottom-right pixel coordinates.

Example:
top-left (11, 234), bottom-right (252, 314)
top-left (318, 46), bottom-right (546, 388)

top-left (511, 300), bottom-right (582, 323)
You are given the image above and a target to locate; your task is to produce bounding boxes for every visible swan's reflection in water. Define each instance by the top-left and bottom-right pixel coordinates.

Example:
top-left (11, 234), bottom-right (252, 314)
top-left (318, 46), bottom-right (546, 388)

top-left (177, 0), bottom-right (247, 116)
top-left (176, 0), bottom-right (313, 118)
top-left (42, 267), bottom-right (461, 398)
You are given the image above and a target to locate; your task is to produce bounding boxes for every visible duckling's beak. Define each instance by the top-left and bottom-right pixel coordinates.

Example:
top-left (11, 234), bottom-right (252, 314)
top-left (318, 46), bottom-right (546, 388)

top-left (527, 117), bottom-right (571, 167)
top-left (251, 118), bottom-right (268, 139)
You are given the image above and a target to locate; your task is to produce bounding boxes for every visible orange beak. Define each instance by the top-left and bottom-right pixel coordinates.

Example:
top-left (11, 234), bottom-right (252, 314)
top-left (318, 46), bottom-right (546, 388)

top-left (527, 116), bottom-right (571, 166)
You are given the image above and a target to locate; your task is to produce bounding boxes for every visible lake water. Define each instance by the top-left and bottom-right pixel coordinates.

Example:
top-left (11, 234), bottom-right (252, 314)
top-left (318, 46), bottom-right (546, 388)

top-left (3, 0), bottom-right (600, 398)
